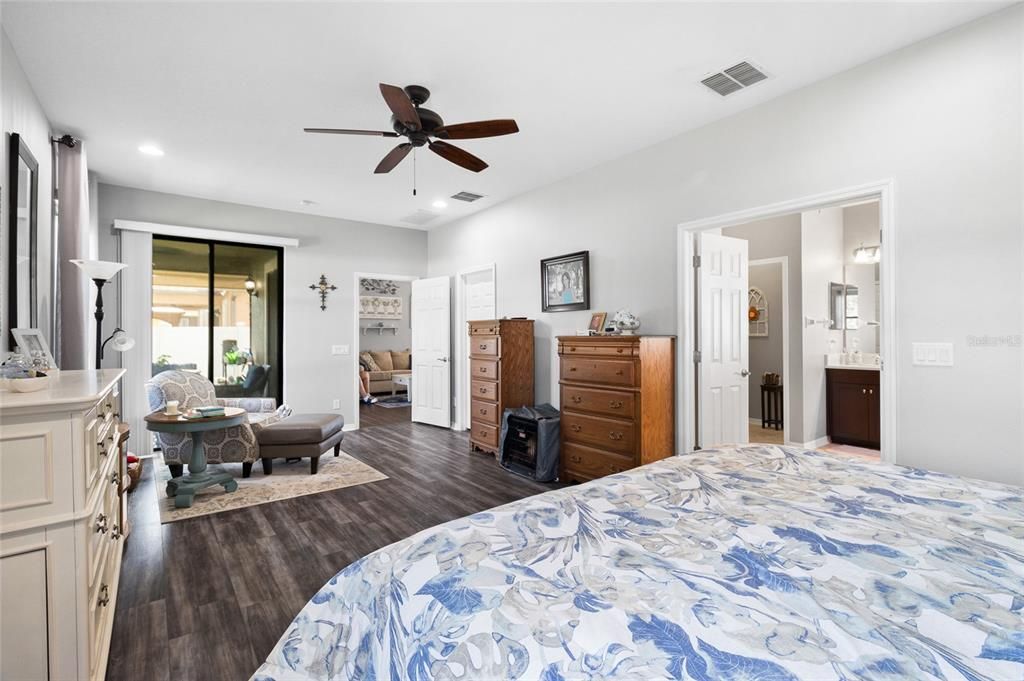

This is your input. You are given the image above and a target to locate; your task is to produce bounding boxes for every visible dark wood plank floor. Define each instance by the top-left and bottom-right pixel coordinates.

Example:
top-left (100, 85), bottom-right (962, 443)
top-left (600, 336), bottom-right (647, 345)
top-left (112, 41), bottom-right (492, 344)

top-left (106, 405), bottom-right (557, 681)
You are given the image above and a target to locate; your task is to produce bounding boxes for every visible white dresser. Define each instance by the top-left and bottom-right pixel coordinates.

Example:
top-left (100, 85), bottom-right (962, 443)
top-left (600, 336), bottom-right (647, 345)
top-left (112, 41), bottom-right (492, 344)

top-left (0, 370), bottom-right (127, 681)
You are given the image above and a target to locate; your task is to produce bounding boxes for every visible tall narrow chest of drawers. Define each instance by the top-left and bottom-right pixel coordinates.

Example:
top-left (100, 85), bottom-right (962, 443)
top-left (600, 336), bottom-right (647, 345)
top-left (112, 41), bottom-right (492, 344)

top-left (1, 369), bottom-right (127, 681)
top-left (558, 336), bottom-right (675, 482)
top-left (468, 319), bottom-right (535, 454)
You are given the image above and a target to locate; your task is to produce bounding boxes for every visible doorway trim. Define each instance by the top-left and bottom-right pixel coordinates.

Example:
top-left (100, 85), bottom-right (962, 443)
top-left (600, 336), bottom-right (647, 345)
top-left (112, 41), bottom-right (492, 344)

top-left (748, 256), bottom-right (790, 442)
top-left (351, 271), bottom-right (420, 431)
top-left (676, 179), bottom-right (896, 462)
top-left (453, 263), bottom-right (497, 431)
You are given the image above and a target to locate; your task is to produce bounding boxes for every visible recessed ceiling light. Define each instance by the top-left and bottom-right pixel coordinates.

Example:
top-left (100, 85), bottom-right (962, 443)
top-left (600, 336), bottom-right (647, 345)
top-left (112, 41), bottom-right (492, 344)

top-left (138, 144), bottom-right (164, 157)
top-left (300, 199), bottom-right (318, 206)
top-left (432, 199), bottom-right (448, 209)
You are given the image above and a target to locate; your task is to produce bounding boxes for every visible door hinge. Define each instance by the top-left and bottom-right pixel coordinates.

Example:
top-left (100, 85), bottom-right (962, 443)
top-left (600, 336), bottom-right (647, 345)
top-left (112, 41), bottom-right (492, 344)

top-left (693, 349), bottom-right (702, 363)
top-left (692, 254), bottom-right (701, 268)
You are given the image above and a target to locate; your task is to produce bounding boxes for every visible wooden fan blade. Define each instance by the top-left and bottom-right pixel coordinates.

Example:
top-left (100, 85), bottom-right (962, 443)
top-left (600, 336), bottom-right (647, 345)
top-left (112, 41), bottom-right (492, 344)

top-left (374, 143), bottom-right (413, 174)
top-left (428, 140), bottom-right (488, 173)
top-left (434, 119), bottom-right (519, 140)
top-left (379, 83), bottom-right (421, 131)
top-left (304, 127), bottom-right (400, 137)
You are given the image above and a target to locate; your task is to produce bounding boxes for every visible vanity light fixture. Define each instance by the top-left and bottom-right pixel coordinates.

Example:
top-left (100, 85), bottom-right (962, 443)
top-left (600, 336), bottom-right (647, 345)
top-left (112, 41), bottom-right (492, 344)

top-left (853, 244), bottom-right (880, 264)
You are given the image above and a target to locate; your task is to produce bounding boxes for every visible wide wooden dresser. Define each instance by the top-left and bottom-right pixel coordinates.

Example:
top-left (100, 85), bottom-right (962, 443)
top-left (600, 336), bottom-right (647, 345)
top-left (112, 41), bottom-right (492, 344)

top-left (468, 319), bottom-right (535, 454)
top-left (558, 335), bottom-right (675, 482)
top-left (1, 369), bottom-right (127, 681)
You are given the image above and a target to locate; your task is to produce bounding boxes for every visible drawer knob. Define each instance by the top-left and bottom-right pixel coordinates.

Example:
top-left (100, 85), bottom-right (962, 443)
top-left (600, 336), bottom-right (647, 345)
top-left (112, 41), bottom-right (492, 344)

top-left (570, 347), bottom-right (577, 352)
top-left (479, 387), bottom-right (487, 394)
top-left (616, 348), bottom-right (624, 354)
top-left (110, 472), bottom-right (120, 486)
top-left (479, 408), bottom-right (487, 414)
top-left (479, 344), bottom-right (488, 350)
top-left (479, 367), bottom-right (488, 374)
top-left (868, 388), bottom-right (874, 395)
top-left (111, 524), bottom-right (122, 541)
top-left (615, 370), bottom-right (624, 376)
top-left (570, 455), bottom-right (582, 463)
top-left (570, 395), bottom-right (583, 404)
top-left (95, 513), bottom-right (109, 534)
top-left (98, 584), bottom-right (110, 608)
top-left (609, 432), bottom-right (623, 441)
top-left (862, 388), bottom-right (867, 395)
top-left (609, 400), bottom-right (623, 409)
top-left (569, 367), bottom-right (577, 372)
top-left (571, 424), bottom-right (582, 433)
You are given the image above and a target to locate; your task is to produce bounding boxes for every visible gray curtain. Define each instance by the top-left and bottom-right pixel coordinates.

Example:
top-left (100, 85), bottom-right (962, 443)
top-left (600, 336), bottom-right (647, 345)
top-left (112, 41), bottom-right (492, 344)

top-left (55, 142), bottom-right (91, 369)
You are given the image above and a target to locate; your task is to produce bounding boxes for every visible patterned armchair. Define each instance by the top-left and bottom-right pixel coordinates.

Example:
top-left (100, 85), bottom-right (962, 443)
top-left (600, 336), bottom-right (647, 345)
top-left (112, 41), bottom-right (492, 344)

top-left (146, 370), bottom-right (291, 478)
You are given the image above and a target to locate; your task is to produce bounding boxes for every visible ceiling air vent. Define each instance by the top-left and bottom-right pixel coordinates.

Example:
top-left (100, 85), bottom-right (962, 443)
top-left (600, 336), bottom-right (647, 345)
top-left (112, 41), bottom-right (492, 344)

top-left (400, 209), bottom-right (441, 226)
top-left (701, 61), bottom-right (768, 96)
top-left (451, 191), bottom-right (484, 203)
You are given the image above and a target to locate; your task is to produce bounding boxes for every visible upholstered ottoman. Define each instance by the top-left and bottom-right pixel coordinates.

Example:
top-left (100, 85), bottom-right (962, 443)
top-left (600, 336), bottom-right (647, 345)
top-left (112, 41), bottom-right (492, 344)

top-left (257, 414), bottom-right (344, 475)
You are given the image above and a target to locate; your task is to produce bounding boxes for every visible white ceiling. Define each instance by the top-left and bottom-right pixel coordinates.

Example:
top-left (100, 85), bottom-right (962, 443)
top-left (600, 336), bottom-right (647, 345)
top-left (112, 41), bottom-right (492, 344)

top-left (2, 2), bottom-right (1009, 229)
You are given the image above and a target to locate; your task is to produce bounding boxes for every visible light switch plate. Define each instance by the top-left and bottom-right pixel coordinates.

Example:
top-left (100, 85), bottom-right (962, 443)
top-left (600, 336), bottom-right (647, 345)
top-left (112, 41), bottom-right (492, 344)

top-left (912, 342), bottom-right (954, 366)
top-left (332, 399), bottom-right (340, 409)
top-left (331, 345), bottom-right (349, 355)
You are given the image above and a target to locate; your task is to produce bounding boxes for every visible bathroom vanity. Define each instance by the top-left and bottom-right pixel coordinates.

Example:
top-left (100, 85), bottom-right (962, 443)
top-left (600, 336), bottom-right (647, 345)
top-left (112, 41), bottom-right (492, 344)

top-left (825, 365), bottom-right (880, 449)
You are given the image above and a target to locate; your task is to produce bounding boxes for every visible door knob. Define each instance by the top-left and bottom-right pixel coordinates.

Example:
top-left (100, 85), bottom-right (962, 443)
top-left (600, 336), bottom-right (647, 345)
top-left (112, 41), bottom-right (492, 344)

top-left (439, 357), bottom-right (448, 363)
top-left (739, 369), bottom-right (750, 377)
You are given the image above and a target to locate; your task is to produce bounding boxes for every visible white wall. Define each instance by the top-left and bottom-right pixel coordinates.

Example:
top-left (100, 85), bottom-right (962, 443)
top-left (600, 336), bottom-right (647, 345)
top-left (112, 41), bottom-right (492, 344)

top-left (428, 7), bottom-right (1024, 484)
top-left (801, 207), bottom-right (845, 445)
top-left (96, 184), bottom-right (428, 421)
top-left (358, 280), bottom-right (412, 354)
top-left (1, 28), bottom-right (54, 353)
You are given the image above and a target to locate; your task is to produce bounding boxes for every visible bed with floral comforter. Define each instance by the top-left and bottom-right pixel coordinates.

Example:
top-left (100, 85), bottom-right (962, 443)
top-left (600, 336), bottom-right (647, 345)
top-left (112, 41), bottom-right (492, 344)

top-left (253, 445), bottom-right (1024, 680)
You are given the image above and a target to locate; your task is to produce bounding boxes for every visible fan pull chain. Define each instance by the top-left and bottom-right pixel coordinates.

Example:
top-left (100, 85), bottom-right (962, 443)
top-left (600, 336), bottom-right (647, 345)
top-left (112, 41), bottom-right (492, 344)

top-left (412, 149), bottom-right (417, 196)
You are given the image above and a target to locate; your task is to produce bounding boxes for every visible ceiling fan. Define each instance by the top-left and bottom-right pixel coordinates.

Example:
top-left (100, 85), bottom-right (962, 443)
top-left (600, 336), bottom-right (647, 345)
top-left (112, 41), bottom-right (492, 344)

top-left (304, 83), bottom-right (518, 174)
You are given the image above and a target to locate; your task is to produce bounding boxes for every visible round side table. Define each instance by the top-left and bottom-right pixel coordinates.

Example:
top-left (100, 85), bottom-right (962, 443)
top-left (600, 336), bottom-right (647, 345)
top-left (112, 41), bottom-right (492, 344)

top-left (145, 407), bottom-right (247, 508)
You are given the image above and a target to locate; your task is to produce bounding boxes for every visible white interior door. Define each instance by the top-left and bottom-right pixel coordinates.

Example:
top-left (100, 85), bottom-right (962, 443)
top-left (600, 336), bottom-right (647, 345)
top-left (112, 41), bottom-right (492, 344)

top-left (412, 276), bottom-right (452, 427)
top-left (698, 232), bottom-right (749, 447)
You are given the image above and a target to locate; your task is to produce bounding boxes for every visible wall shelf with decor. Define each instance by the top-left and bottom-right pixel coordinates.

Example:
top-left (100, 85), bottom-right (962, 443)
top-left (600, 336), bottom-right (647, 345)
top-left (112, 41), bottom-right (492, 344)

top-left (361, 324), bottom-right (398, 336)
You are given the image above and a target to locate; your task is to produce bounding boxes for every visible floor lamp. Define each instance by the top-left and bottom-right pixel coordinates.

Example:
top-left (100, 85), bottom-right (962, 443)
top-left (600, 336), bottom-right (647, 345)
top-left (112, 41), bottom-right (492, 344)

top-left (71, 259), bottom-right (135, 369)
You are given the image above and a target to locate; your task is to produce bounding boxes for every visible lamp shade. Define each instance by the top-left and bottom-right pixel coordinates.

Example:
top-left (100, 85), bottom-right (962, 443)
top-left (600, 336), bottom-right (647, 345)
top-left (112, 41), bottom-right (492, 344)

top-left (71, 259), bottom-right (126, 281)
top-left (108, 329), bottom-right (136, 353)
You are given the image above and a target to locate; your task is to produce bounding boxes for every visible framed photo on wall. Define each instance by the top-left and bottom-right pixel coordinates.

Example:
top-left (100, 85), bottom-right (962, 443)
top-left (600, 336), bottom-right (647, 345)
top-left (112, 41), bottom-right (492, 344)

top-left (541, 250), bottom-right (590, 312)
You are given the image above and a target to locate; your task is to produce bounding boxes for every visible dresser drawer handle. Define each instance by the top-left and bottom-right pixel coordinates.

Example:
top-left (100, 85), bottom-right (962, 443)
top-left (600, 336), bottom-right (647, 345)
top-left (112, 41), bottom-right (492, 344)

top-left (479, 344), bottom-right (488, 351)
top-left (478, 367), bottom-right (488, 374)
top-left (478, 387), bottom-right (488, 394)
top-left (609, 400), bottom-right (623, 409)
top-left (615, 369), bottom-right (624, 376)
top-left (616, 348), bottom-right (624, 354)
top-left (570, 424), bottom-right (582, 433)
top-left (570, 395), bottom-right (583, 404)
top-left (479, 408), bottom-right (488, 415)
top-left (569, 454), bottom-right (582, 463)
top-left (110, 472), bottom-right (120, 487)
top-left (111, 524), bottom-right (122, 541)
top-left (95, 513), bottom-right (108, 534)
top-left (98, 584), bottom-right (110, 608)
top-left (569, 367), bottom-right (577, 372)
top-left (609, 432), bottom-right (624, 441)
top-left (569, 347), bottom-right (577, 352)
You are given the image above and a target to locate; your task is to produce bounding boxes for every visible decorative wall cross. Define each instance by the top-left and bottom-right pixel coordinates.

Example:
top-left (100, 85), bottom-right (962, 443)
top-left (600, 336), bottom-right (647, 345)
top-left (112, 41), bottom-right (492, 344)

top-left (309, 274), bottom-right (337, 311)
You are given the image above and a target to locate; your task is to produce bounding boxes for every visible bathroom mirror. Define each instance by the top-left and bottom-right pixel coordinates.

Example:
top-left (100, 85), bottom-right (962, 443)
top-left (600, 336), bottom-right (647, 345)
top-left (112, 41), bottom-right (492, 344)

top-left (7, 133), bottom-right (39, 337)
top-left (844, 264), bottom-right (879, 353)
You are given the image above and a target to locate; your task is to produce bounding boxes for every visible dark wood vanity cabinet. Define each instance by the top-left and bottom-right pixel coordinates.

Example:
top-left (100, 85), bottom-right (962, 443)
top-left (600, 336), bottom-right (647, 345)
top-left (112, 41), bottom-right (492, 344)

top-left (826, 368), bottom-right (880, 449)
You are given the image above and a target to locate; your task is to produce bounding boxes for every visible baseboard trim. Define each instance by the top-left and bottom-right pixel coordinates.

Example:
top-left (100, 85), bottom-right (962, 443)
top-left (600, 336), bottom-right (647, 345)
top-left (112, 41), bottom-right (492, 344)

top-left (796, 436), bottom-right (829, 450)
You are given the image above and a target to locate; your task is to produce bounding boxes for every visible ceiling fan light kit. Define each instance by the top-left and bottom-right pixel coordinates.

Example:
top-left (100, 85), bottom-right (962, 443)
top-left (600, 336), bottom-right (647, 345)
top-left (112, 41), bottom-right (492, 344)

top-left (305, 83), bottom-right (519, 189)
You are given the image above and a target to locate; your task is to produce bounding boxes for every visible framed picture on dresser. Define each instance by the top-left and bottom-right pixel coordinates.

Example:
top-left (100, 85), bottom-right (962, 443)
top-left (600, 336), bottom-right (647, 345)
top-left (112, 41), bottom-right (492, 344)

top-left (541, 250), bottom-right (590, 312)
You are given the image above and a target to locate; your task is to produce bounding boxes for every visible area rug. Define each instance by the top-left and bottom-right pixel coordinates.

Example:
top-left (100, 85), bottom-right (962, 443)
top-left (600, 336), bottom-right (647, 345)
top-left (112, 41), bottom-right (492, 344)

top-left (374, 396), bottom-right (411, 409)
top-left (154, 451), bottom-right (388, 524)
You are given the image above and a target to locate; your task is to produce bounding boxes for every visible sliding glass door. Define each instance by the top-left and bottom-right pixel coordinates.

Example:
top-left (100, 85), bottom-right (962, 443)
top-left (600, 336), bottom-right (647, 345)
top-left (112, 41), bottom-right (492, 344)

top-left (152, 237), bottom-right (283, 402)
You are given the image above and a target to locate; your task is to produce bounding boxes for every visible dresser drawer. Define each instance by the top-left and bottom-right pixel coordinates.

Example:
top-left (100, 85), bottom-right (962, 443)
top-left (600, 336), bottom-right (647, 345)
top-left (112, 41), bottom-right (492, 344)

top-left (470, 422), bottom-right (499, 448)
top-left (561, 357), bottom-right (636, 387)
top-left (472, 399), bottom-right (500, 426)
top-left (88, 544), bottom-right (118, 679)
top-left (562, 442), bottom-right (633, 481)
top-left (561, 341), bottom-right (637, 358)
top-left (470, 336), bottom-right (499, 358)
top-left (471, 358), bottom-right (499, 381)
top-left (561, 385), bottom-right (635, 419)
top-left (87, 475), bottom-right (121, 590)
top-left (562, 411), bottom-right (636, 455)
top-left (469, 321), bottom-right (500, 336)
top-left (471, 379), bottom-right (497, 401)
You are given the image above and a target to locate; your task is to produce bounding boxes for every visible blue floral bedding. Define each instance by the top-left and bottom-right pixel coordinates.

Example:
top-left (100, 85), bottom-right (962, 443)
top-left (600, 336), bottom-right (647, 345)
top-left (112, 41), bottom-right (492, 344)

top-left (253, 445), bottom-right (1024, 680)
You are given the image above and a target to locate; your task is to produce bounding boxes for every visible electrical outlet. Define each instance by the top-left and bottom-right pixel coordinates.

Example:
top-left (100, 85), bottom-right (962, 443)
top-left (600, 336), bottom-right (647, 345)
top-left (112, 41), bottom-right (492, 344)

top-left (912, 342), bottom-right (954, 366)
top-left (332, 399), bottom-right (340, 409)
top-left (331, 345), bottom-right (349, 355)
